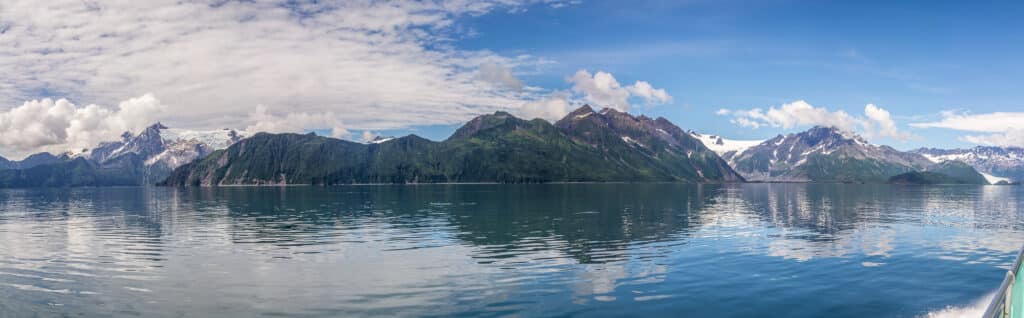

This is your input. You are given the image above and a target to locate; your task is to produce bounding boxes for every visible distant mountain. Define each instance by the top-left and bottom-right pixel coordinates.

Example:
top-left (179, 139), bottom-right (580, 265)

top-left (0, 157), bottom-right (142, 187)
top-left (162, 106), bottom-right (744, 186)
top-left (889, 160), bottom-right (990, 185)
top-left (912, 146), bottom-right (1024, 183)
top-left (722, 126), bottom-right (934, 182)
top-left (0, 152), bottom-right (65, 170)
top-left (0, 123), bottom-right (242, 187)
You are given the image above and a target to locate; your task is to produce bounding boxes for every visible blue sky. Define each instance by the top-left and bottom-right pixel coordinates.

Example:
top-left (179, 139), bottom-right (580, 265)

top-left (1, 0), bottom-right (1023, 158)
top-left (435, 0), bottom-right (1024, 149)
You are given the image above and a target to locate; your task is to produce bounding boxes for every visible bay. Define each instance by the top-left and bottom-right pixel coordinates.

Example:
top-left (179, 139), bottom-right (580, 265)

top-left (0, 184), bottom-right (1021, 317)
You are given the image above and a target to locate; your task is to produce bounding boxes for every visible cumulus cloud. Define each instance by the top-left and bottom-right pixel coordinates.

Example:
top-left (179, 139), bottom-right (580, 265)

top-left (0, 0), bottom-right (572, 138)
top-left (519, 91), bottom-right (572, 122)
top-left (627, 81), bottom-right (673, 105)
top-left (568, 70), bottom-right (673, 111)
top-left (0, 94), bottom-right (166, 159)
top-left (721, 100), bottom-right (912, 140)
top-left (863, 104), bottom-right (912, 140)
top-left (359, 131), bottom-right (386, 143)
top-left (912, 111), bottom-right (1024, 147)
top-left (724, 100), bottom-right (860, 131)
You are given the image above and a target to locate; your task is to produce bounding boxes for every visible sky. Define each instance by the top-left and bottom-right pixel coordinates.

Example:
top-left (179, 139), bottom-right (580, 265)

top-left (0, 0), bottom-right (1023, 159)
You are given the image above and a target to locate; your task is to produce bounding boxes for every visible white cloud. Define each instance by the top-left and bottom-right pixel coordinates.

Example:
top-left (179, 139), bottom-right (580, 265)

top-left (519, 91), bottom-right (571, 122)
top-left (627, 81), bottom-right (673, 105)
top-left (568, 70), bottom-right (632, 111)
top-left (0, 94), bottom-right (166, 159)
top-left (912, 111), bottom-right (1024, 147)
top-left (911, 111), bottom-right (1024, 133)
top-left (361, 131), bottom-right (379, 143)
top-left (244, 105), bottom-right (350, 139)
top-left (731, 100), bottom-right (859, 131)
top-left (721, 100), bottom-right (912, 141)
top-left (731, 116), bottom-right (763, 129)
top-left (0, 0), bottom-right (570, 144)
top-left (477, 62), bottom-right (524, 91)
top-left (863, 103), bottom-right (911, 139)
top-left (567, 69), bottom-right (673, 111)
top-left (962, 130), bottom-right (1024, 147)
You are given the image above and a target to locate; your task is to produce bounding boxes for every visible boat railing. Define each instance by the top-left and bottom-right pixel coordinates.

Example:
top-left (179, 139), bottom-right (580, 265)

top-left (984, 244), bottom-right (1024, 318)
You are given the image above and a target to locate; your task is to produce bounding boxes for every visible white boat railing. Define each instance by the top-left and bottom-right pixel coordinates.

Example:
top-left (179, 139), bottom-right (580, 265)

top-left (984, 244), bottom-right (1024, 318)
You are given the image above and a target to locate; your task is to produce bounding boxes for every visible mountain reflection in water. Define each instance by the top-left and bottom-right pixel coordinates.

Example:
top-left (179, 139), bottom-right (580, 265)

top-left (0, 184), bottom-right (1021, 317)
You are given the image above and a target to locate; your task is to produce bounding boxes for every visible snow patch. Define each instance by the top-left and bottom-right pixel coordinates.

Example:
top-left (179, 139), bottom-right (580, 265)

top-left (162, 128), bottom-right (242, 150)
top-left (689, 132), bottom-right (762, 156)
top-left (980, 172), bottom-right (1011, 185)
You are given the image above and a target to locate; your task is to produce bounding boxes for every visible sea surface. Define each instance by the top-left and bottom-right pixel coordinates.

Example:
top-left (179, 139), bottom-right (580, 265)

top-left (0, 184), bottom-right (1021, 317)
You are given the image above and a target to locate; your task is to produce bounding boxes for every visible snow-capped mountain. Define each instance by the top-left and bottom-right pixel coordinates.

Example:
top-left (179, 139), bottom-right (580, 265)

top-left (0, 122), bottom-right (244, 187)
top-left (86, 123), bottom-right (170, 163)
top-left (725, 126), bottom-right (933, 182)
top-left (688, 132), bottom-right (762, 157)
top-left (912, 146), bottom-right (1024, 183)
top-left (81, 123), bottom-right (242, 169)
top-left (70, 123), bottom-right (244, 183)
top-left (0, 123), bottom-right (245, 187)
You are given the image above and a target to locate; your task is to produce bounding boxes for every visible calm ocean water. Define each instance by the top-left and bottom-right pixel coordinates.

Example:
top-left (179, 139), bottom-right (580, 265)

top-left (0, 184), bottom-right (1021, 317)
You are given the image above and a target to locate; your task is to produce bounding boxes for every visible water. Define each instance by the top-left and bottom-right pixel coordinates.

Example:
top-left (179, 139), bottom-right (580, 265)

top-left (0, 184), bottom-right (1021, 317)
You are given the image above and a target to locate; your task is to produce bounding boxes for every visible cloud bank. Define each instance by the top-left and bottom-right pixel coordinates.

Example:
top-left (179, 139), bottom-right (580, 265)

top-left (0, 0), bottom-right (567, 136)
top-left (568, 70), bottom-right (673, 112)
top-left (0, 1), bottom-right (681, 156)
top-left (0, 94), bottom-right (166, 158)
top-left (245, 106), bottom-right (351, 139)
top-left (719, 100), bottom-right (911, 140)
top-left (912, 112), bottom-right (1024, 147)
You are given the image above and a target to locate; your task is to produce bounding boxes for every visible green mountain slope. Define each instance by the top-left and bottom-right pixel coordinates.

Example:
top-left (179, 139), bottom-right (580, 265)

top-left (162, 107), bottom-right (745, 186)
top-left (890, 161), bottom-right (990, 185)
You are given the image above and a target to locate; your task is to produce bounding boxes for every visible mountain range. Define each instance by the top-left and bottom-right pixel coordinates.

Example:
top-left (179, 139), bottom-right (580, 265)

top-left (161, 106), bottom-right (742, 185)
top-left (717, 126), bottom-right (935, 183)
top-left (0, 124), bottom-right (242, 187)
top-left (0, 105), bottom-right (1020, 187)
top-left (912, 146), bottom-right (1024, 184)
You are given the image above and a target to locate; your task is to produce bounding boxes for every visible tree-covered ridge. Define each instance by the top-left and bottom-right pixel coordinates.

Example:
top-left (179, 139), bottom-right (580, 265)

top-left (889, 161), bottom-right (991, 185)
top-left (162, 106), bottom-right (745, 186)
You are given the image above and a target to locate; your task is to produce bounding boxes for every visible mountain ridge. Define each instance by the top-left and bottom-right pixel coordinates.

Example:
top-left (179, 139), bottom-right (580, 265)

top-left (0, 124), bottom-right (243, 187)
top-left (912, 146), bottom-right (1023, 183)
top-left (0, 107), bottom-right (1013, 187)
top-left (162, 105), bottom-right (744, 186)
top-left (724, 126), bottom-right (934, 183)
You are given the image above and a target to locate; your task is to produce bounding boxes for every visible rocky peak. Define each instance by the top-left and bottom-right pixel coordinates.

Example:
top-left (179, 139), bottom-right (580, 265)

top-left (567, 104), bottom-right (595, 117)
top-left (449, 111), bottom-right (528, 140)
top-left (798, 126), bottom-right (867, 147)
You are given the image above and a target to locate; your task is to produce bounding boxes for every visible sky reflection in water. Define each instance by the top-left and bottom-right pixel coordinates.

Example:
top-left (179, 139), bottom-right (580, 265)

top-left (0, 184), bottom-right (1021, 317)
